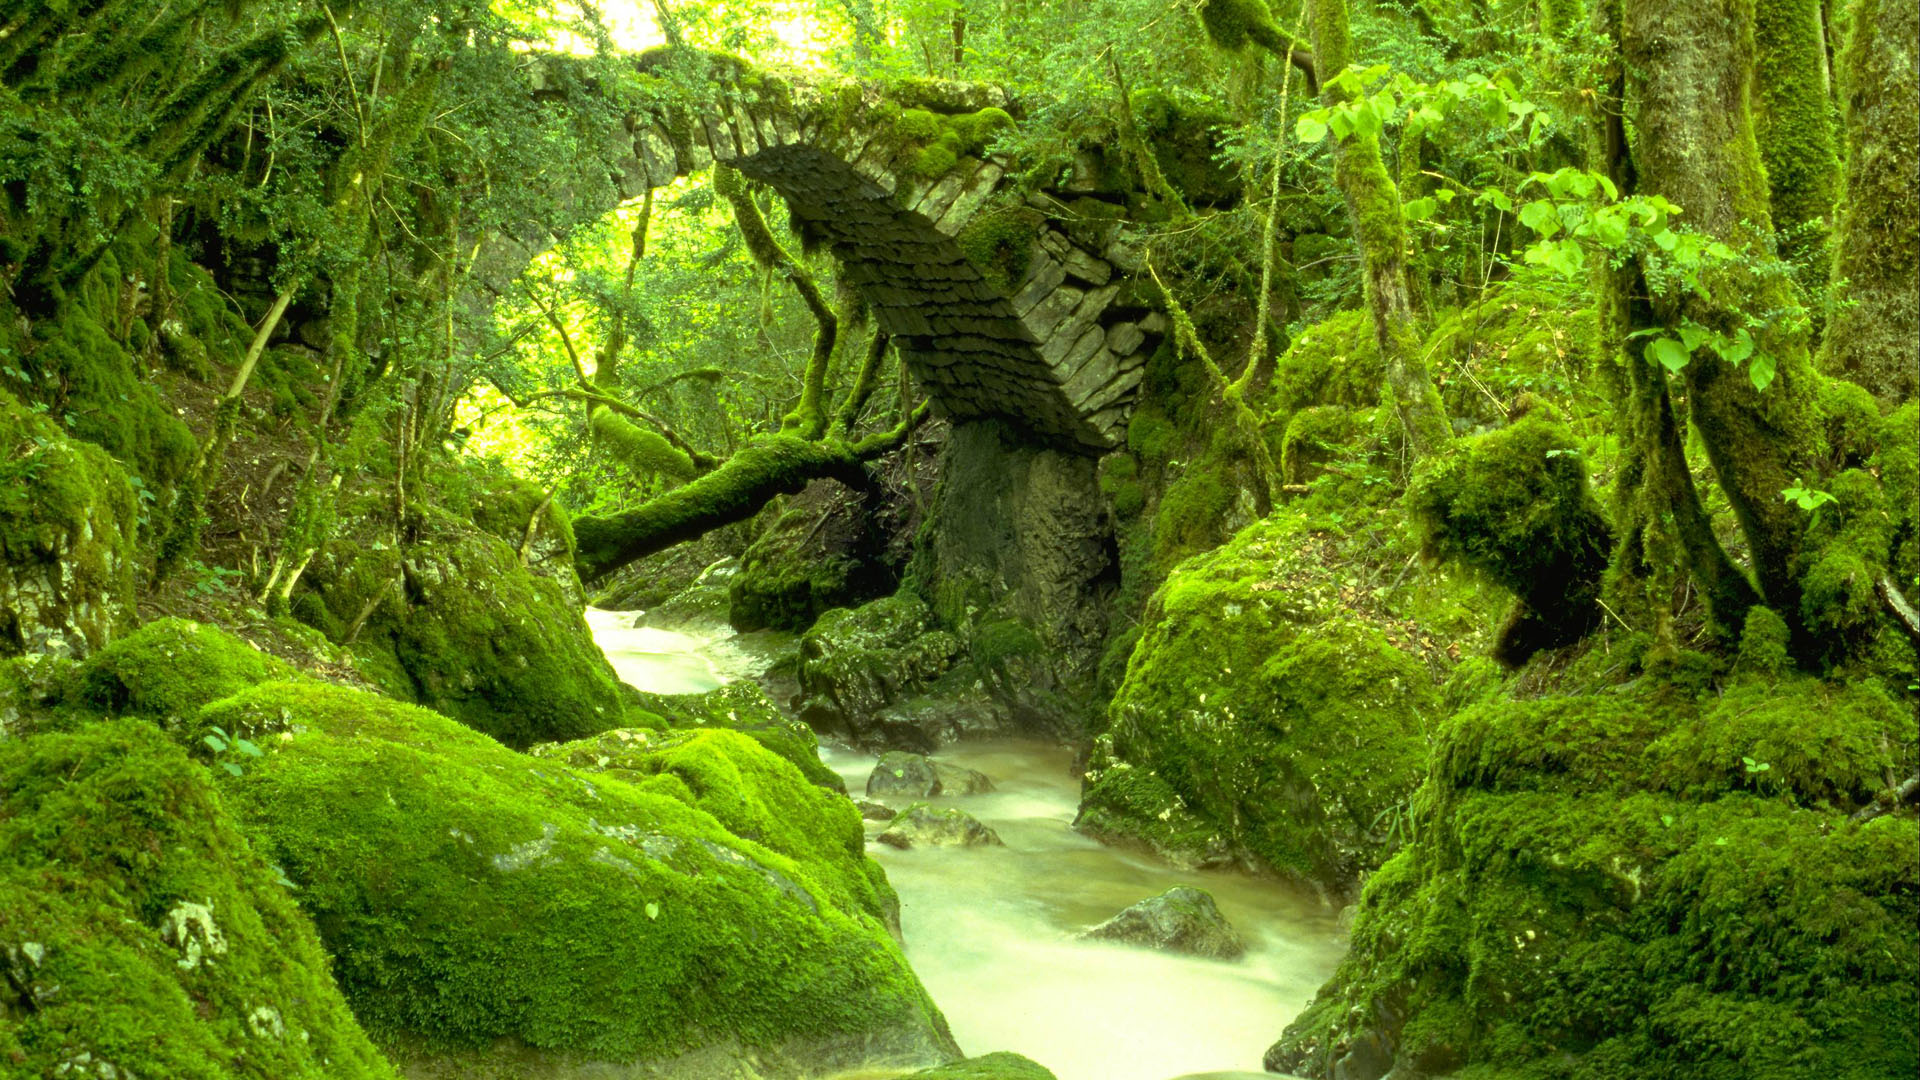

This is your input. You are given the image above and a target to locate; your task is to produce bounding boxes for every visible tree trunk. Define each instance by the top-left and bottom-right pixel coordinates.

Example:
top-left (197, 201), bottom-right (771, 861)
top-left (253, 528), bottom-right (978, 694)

top-left (1819, 0), bottom-right (1918, 404)
top-left (573, 435), bottom-right (877, 582)
top-left (1621, 0), bottom-right (1823, 621)
top-left (1752, 0), bottom-right (1841, 274)
top-left (1306, 0), bottom-right (1451, 460)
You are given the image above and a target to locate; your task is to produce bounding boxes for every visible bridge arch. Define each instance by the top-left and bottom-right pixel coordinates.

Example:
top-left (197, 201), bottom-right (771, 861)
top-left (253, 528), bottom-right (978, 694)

top-left (501, 51), bottom-right (1166, 451)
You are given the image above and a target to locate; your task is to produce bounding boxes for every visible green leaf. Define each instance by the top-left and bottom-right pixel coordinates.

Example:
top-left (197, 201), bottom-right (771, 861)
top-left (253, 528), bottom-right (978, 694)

top-left (1295, 114), bottom-right (1328, 143)
top-left (1479, 187), bottom-right (1514, 213)
top-left (1434, 187), bottom-right (1457, 205)
top-left (203, 735), bottom-right (227, 753)
top-left (1647, 337), bottom-right (1691, 373)
top-left (1651, 228), bottom-right (1678, 252)
top-left (1329, 110), bottom-right (1355, 140)
top-left (1547, 240), bottom-right (1586, 278)
top-left (1678, 324), bottom-right (1713, 352)
top-left (235, 738), bottom-right (264, 757)
top-left (1518, 199), bottom-right (1560, 237)
top-left (645, 901), bottom-right (661, 920)
top-left (222, 761), bottom-right (245, 777)
top-left (1716, 328), bottom-right (1755, 365)
top-left (1403, 196), bottom-right (1438, 221)
top-left (1748, 351), bottom-right (1777, 391)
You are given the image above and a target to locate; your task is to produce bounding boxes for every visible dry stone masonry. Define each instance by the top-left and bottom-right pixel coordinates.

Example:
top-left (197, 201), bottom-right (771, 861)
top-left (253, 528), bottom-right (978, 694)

top-left (496, 51), bottom-right (1165, 451)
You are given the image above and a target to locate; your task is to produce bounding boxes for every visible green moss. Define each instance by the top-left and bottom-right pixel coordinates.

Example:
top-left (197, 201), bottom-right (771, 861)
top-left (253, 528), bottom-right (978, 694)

top-left (1753, 0), bottom-right (1841, 272)
top-left (1098, 452), bottom-right (1147, 519)
top-left (590, 407), bottom-right (698, 481)
top-left (199, 681), bottom-right (955, 1066)
top-left (0, 387), bottom-right (138, 658)
top-left (1150, 456), bottom-right (1245, 574)
top-left (1268, 308), bottom-right (1382, 420)
top-left (629, 680), bottom-right (845, 793)
top-left (1269, 677), bottom-right (1918, 1078)
top-left (955, 205), bottom-right (1046, 292)
top-left (1279, 405), bottom-right (1363, 485)
top-left (1197, 0), bottom-right (1289, 52)
top-left (301, 521), bottom-right (629, 748)
top-left (1086, 514), bottom-right (1441, 897)
top-left (882, 105), bottom-right (1012, 180)
top-left (0, 720), bottom-right (396, 1079)
top-left (728, 496), bottom-right (888, 634)
top-left (76, 617), bottom-right (289, 723)
top-left (1735, 605), bottom-right (1792, 675)
top-left (1408, 411), bottom-right (1612, 660)
top-left (796, 593), bottom-right (963, 740)
top-left (533, 725), bottom-right (891, 923)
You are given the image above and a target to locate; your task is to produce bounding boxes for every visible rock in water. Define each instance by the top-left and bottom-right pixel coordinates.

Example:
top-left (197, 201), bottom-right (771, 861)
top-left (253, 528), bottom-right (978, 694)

top-left (1078, 886), bottom-right (1246, 959)
top-left (876, 804), bottom-right (1004, 849)
top-left (856, 798), bottom-right (899, 821)
top-left (867, 750), bottom-right (994, 797)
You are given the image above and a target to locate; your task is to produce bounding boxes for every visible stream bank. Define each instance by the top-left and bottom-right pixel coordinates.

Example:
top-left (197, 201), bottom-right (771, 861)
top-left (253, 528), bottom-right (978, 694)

top-left (587, 608), bottom-right (1345, 1080)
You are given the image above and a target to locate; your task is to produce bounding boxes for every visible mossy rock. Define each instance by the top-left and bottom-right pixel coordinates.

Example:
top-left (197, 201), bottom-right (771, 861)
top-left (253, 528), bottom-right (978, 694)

top-left (198, 680), bottom-right (959, 1076)
top-left (0, 719), bottom-right (397, 1079)
top-left (632, 679), bottom-right (846, 793)
top-left (1268, 675), bottom-right (1919, 1079)
top-left (1081, 514), bottom-right (1441, 899)
top-left (0, 388), bottom-right (139, 660)
top-left (795, 593), bottom-right (963, 748)
top-left (1268, 308), bottom-right (1382, 421)
top-left (300, 521), bottom-right (629, 748)
top-left (532, 725), bottom-right (894, 928)
top-left (729, 483), bottom-right (894, 634)
top-left (1408, 410), bottom-right (1612, 663)
top-left (75, 616), bottom-right (291, 724)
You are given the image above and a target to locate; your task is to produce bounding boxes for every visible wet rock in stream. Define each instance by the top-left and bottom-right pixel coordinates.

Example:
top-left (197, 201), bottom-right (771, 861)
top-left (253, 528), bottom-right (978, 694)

top-left (875, 804), bottom-right (1004, 849)
top-left (856, 798), bottom-right (899, 821)
top-left (1078, 886), bottom-right (1246, 960)
top-left (867, 750), bottom-right (995, 797)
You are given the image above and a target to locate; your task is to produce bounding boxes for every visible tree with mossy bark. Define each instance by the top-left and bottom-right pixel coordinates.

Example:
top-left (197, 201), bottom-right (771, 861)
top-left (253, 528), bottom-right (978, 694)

top-left (487, 163), bottom-right (931, 585)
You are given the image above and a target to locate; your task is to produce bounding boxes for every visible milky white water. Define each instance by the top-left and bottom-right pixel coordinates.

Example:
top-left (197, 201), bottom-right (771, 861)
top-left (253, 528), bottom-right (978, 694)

top-left (586, 610), bottom-right (1345, 1080)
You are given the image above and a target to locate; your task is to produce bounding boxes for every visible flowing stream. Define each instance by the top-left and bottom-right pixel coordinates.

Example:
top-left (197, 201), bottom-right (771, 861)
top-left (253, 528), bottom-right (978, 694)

top-left (587, 609), bottom-right (1345, 1080)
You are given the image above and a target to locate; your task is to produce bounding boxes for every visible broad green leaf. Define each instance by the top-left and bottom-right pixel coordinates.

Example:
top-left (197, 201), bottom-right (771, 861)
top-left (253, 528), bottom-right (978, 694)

top-left (1434, 187), bottom-right (1457, 204)
top-left (1547, 240), bottom-right (1586, 277)
top-left (1748, 351), bottom-right (1777, 390)
top-left (1403, 196), bottom-right (1438, 220)
top-left (203, 735), bottom-right (226, 753)
top-left (1518, 199), bottom-right (1560, 236)
top-left (1647, 337), bottom-right (1691, 373)
top-left (1678, 324), bottom-right (1712, 351)
top-left (235, 738), bottom-right (264, 757)
top-left (1651, 228), bottom-right (1678, 252)
top-left (1717, 329), bottom-right (1755, 364)
top-left (222, 761), bottom-right (245, 777)
top-left (1296, 114), bottom-right (1328, 143)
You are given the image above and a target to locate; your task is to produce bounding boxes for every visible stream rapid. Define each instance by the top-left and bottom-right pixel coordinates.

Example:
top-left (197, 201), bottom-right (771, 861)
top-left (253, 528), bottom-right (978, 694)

top-left (586, 608), bottom-right (1345, 1080)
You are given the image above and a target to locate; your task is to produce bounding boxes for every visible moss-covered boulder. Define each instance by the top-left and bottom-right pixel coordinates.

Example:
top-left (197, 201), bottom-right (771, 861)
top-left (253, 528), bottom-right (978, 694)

top-left (1408, 409), bottom-right (1613, 664)
top-left (0, 387), bottom-right (138, 660)
top-left (531, 725), bottom-right (895, 927)
top-left (633, 679), bottom-right (845, 792)
top-left (795, 593), bottom-right (963, 749)
top-left (729, 480), bottom-right (897, 633)
top-left (75, 616), bottom-right (291, 724)
top-left (198, 680), bottom-right (958, 1077)
top-left (297, 520), bottom-right (629, 748)
top-left (1079, 514), bottom-right (1445, 900)
top-left (0, 719), bottom-right (396, 1079)
top-left (1266, 675), bottom-right (1919, 1079)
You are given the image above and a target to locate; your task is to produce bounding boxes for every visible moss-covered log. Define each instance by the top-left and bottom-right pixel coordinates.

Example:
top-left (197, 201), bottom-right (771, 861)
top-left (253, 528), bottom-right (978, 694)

top-left (574, 430), bottom-right (911, 583)
top-left (1819, 0), bottom-right (1918, 403)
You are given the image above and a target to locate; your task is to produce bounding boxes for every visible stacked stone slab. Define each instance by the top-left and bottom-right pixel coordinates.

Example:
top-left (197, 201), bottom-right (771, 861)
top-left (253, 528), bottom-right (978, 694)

top-left (486, 52), bottom-right (1164, 452)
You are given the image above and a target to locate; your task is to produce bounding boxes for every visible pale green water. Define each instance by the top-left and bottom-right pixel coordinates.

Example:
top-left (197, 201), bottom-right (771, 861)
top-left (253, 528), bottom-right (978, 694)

top-left (587, 612), bottom-right (1344, 1080)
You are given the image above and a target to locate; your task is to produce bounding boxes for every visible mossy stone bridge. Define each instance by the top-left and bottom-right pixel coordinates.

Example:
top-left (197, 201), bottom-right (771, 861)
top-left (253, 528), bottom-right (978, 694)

top-left (492, 51), bottom-right (1166, 452)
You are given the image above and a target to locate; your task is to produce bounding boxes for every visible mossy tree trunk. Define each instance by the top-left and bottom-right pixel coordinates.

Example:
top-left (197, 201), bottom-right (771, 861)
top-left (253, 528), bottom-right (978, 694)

top-left (1305, 0), bottom-right (1452, 460)
top-left (1620, 0), bottom-right (1824, 626)
top-left (1818, 0), bottom-right (1918, 404)
top-left (1752, 0), bottom-right (1842, 275)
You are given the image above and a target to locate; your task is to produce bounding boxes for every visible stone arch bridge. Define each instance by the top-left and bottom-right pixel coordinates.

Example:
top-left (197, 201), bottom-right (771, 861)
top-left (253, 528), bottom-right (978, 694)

top-left (489, 50), bottom-right (1166, 452)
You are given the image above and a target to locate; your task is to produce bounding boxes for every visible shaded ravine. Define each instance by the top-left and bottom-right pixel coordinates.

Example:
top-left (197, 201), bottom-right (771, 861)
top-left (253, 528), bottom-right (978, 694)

top-left (586, 609), bottom-right (1344, 1080)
